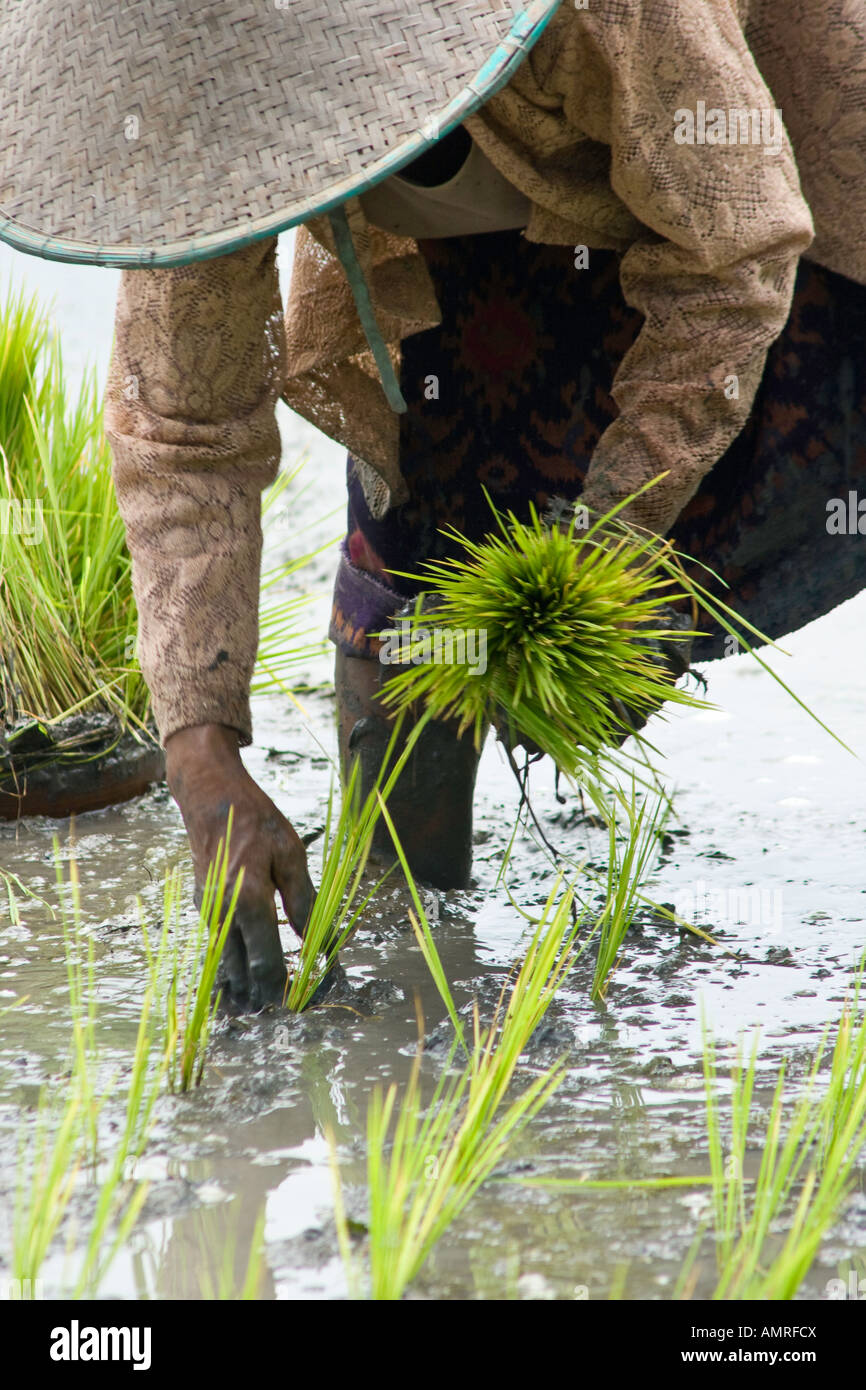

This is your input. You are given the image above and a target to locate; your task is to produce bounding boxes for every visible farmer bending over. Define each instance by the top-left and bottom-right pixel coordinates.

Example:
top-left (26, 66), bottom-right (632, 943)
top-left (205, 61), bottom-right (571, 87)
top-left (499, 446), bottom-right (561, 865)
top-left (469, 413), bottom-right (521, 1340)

top-left (1, 1), bottom-right (863, 1009)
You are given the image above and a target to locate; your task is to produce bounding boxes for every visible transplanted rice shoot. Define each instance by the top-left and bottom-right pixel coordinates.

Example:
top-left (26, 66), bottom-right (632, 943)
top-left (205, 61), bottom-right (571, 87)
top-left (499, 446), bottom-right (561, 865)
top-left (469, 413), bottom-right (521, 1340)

top-left (144, 818), bottom-right (241, 1091)
top-left (284, 760), bottom-right (379, 1011)
top-left (286, 708), bottom-right (433, 1011)
top-left (328, 837), bottom-right (583, 1300)
top-left (686, 983), bottom-right (866, 1300)
top-left (12, 855), bottom-right (165, 1295)
top-left (586, 784), bottom-right (671, 1000)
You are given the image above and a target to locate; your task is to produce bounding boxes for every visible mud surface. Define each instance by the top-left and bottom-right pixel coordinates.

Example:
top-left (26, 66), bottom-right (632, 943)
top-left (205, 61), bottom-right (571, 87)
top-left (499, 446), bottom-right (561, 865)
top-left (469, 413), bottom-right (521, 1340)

top-left (0, 244), bottom-right (864, 1300)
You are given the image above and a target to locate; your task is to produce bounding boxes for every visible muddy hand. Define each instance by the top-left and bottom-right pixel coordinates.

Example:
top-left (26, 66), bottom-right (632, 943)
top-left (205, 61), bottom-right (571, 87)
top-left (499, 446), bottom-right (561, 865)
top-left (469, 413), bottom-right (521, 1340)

top-left (165, 723), bottom-right (315, 1012)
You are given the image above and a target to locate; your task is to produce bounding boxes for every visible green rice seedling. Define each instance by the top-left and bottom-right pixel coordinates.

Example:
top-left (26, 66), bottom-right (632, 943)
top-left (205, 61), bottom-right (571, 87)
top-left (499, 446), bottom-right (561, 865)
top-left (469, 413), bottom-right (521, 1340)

top-left (13, 849), bottom-right (119, 1286)
top-left (284, 761), bottom-right (377, 1011)
top-left (332, 1031), bottom-right (564, 1301)
top-left (0, 993), bottom-right (28, 1016)
top-left (285, 709), bottom-right (433, 1011)
top-left (608, 1263), bottom-right (630, 1300)
top-left (329, 866), bottom-right (583, 1299)
top-left (817, 966), bottom-right (866, 1164)
top-left (380, 494), bottom-right (706, 777)
top-left (377, 793), bottom-right (465, 1045)
top-left (701, 1022), bottom-right (758, 1272)
top-left (506, 759), bottom-right (724, 967)
top-left (585, 784), bottom-right (670, 1001)
top-left (493, 774), bottom-right (676, 1002)
top-left (144, 817), bottom-right (242, 1091)
top-left (70, 975), bottom-right (165, 1298)
top-left (12, 1086), bottom-right (85, 1289)
top-left (748, 1010), bottom-right (866, 1301)
top-left (0, 863), bottom-right (54, 925)
top-left (696, 989), bottom-right (866, 1300)
top-left (463, 886), bottom-right (582, 1125)
top-left (54, 852), bottom-right (101, 1158)
top-left (379, 792), bottom-right (587, 1053)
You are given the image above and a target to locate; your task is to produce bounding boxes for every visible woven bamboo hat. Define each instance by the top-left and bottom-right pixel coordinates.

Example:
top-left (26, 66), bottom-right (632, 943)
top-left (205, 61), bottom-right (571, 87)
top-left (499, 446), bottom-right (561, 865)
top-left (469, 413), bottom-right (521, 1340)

top-left (0, 0), bottom-right (559, 270)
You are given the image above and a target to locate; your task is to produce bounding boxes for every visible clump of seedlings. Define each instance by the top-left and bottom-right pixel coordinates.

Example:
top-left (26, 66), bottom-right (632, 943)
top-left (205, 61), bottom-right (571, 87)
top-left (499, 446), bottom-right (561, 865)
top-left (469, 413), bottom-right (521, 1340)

top-left (584, 783), bottom-right (671, 1001)
top-left (285, 709), bottom-right (433, 1011)
top-left (501, 775), bottom-right (676, 1002)
top-left (144, 818), bottom-right (242, 1092)
top-left (503, 981), bottom-right (866, 1300)
top-left (380, 495), bottom-right (704, 776)
top-left (12, 852), bottom-right (166, 1296)
top-left (284, 760), bottom-right (383, 1011)
top-left (328, 813), bottom-right (584, 1300)
top-left (0, 287), bottom-right (147, 728)
top-left (680, 983), bottom-right (866, 1300)
top-left (0, 286), bottom-right (319, 740)
top-left (381, 488), bottom-right (846, 780)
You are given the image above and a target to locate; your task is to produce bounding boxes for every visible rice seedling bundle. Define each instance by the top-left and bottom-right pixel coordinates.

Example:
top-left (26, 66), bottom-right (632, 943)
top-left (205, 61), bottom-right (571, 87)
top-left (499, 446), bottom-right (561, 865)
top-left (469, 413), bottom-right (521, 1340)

top-left (381, 488), bottom-right (846, 777)
top-left (0, 286), bottom-right (147, 728)
top-left (381, 497), bottom-right (704, 777)
top-left (0, 287), bottom-right (317, 735)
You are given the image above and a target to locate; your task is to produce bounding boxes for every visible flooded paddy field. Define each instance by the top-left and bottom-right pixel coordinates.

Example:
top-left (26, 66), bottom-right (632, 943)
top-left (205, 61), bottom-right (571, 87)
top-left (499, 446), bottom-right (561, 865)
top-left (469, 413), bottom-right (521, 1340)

top-left (0, 245), bottom-right (864, 1302)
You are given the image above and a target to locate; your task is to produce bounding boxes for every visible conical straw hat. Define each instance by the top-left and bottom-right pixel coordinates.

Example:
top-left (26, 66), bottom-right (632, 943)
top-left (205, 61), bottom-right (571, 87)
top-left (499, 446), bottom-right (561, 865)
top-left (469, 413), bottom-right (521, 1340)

top-left (0, 0), bottom-right (560, 268)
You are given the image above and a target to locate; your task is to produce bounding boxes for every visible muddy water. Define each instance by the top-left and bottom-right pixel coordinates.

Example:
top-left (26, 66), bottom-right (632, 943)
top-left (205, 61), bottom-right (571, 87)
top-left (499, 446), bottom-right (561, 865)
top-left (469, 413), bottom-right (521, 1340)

top-left (0, 245), bottom-right (864, 1300)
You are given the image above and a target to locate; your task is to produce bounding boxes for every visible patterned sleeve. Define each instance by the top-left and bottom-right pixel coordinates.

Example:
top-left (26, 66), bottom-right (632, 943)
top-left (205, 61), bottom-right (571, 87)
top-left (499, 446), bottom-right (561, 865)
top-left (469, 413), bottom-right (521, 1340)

top-left (103, 237), bottom-right (285, 747)
top-left (559, 0), bottom-right (815, 534)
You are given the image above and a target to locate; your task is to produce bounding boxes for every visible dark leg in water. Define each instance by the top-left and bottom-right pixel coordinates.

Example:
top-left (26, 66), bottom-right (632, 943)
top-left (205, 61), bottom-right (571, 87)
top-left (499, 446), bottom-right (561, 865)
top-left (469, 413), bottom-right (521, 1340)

top-left (334, 648), bottom-right (481, 890)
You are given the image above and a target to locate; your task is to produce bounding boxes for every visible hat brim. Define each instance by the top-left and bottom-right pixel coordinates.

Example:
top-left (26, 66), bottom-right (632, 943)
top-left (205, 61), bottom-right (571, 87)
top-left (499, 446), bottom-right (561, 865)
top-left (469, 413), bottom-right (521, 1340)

top-left (0, 0), bottom-right (559, 268)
